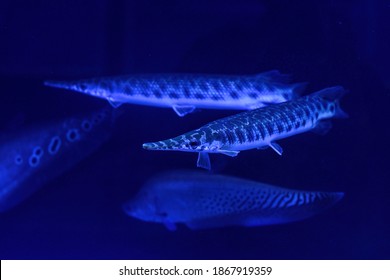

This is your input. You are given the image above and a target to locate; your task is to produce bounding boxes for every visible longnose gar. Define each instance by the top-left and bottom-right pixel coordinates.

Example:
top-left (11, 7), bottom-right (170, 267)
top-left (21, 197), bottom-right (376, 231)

top-left (143, 86), bottom-right (347, 170)
top-left (44, 71), bottom-right (305, 116)
top-left (124, 170), bottom-right (344, 230)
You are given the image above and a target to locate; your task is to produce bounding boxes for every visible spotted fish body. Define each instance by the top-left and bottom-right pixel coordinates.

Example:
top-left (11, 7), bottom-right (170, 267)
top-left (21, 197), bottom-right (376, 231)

top-left (124, 171), bottom-right (344, 230)
top-left (0, 107), bottom-right (117, 212)
top-left (44, 71), bottom-right (305, 116)
top-left (143, 86), bottom-right (347, 170)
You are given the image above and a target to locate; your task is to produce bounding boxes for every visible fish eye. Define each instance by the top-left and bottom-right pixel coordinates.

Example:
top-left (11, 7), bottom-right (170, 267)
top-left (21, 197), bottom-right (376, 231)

top-left (189, 140), bottom-right (199, 148)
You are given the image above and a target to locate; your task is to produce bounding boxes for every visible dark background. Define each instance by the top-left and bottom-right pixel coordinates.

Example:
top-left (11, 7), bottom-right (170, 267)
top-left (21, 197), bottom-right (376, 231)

top-left (0, 0), bottom-right (389, 259)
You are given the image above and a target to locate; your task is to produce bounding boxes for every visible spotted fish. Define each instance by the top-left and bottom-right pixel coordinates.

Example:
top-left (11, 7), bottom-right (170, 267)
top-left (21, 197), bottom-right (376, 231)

top-left (123, 170), bottom-right (344, 230)
top-left (44, 71), bottom-right (305, 116)
top-left (143, 86), bottom-right (347, 170)
top-left (0, 107), bottom-right (118, 212)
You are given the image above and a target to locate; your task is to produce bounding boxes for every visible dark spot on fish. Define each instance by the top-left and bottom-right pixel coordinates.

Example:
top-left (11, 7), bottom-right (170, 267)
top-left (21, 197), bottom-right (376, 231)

top-left (123, 85), bottom-right (133, 95)
top-left (15, 155), bottom-right (23, 165)
top-left (296, 109), bottom-right (304, 118)
top-left (315, 112), bottom-right (319, 119)
top-left (302, 120), bottom-right (307, 126)
top-left (66, 129), bottom-right (80, 142)
top-left (213, 81), bottom-right (222, 91)
top-left (210, 94), bottom-right (223, 100)
top-left (309, 103), bottom-right (317, 112)
top-left (81, 120), bottom-right (92, 131)
top-left (230, 91), bottom-right (239, 99)
top-left (168, 92), bottom-right (179, 99)
top-left (283, 93), bottom-right (290, 100)
top-left (189, 140), bottom-right (200, 149)
top-left (48, 136), bottom-right (61, 155)
top-left (29, 155), bottom-right (39, 167)
top-left (33, 147), bottom-right (43, 157)
top-left (153, 90), bottom-right (162, 98)
top-left (277, 123), bottom-right (284, 133)
top-left (235, 83), bottom-right (244, 91)
top-left (194, 93), bottom-right (205, 100)
top-left (286, 124), bottom-right (292, 131)
top-left (199, 82), bottom-right (209, 92)
top-left (235, 129), bottom-right (245, 143)
top-left (225, 130), bottom-right (236, 144)
top-left (315, 103), bottom-right (323, 111)
top-left (183, 87), bottom-right (191, 98)
top-left (143, 90), bottom-right (152, 97)
top-left (329, 104), bottom-right (335, 113)
top-left (247, 129), bottom-right (255, 142)
top-left (304, 107), bottom-right (311, 117)
top-left (258, 126), bottom-right (265, 139)
top-left (248, 92), bottom-right (258, 99)
top-left (295, 122), bottom-right (300, 129)
top-left (265, 123), bottom-right (273, 135)
top-left (79, 84), bottom-right (87, 91)
top-left (159, 83), bottom-right (167, 91)
top-left (139, 80), bottom-right (149, 89)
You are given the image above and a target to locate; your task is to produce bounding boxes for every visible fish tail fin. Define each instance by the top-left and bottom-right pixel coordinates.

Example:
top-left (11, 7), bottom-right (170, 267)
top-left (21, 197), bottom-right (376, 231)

top-left (312, 86), bottom-right (349, 118)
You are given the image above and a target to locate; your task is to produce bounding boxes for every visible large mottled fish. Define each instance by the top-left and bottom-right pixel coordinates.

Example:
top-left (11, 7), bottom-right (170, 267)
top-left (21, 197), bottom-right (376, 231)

top-left (44, 71), bottom-right (305, 117)
top-left (143, 86), bottom-right (347, 170)
top-left (123, 171), bottom-right (344, 230)
top-left (0, 107), bottom-right (118, 212)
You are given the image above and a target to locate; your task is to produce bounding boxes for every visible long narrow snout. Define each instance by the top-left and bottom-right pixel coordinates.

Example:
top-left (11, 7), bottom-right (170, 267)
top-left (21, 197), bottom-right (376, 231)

top-left (142, 141), bottom-right (169, 150)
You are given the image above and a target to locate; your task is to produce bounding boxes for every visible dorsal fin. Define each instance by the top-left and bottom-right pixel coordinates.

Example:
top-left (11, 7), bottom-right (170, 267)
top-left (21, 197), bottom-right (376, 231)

top-left (312, 86), bottom-right (346, 101)
top-left (254, 70), bottom-right (291, 84)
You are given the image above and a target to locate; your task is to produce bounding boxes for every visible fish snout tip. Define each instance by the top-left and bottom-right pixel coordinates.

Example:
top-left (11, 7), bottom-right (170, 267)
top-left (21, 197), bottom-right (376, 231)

top-left (142, 142), bottom-right (156, 150)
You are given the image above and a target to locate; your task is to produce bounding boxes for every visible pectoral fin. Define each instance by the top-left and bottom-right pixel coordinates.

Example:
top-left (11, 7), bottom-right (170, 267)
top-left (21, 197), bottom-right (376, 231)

top-left (269, 142), bottom-right (283, 156)
top-left (172, 105), bottom-right (196, 117)
top-left (107, 97), bottom-right (123, 108)
top-left (197, 152), bottom-right (211, 170)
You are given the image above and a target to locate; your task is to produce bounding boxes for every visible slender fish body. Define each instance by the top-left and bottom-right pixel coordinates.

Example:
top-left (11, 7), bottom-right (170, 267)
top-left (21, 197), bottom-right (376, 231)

top-left (123, 170), bottom-right (344, 230)
top-left (143, 86), bottom-right (347, 170)
top-left (44, 71), bottom-right (305, 116)
top-left (0, 106), bottom-right (117, 212)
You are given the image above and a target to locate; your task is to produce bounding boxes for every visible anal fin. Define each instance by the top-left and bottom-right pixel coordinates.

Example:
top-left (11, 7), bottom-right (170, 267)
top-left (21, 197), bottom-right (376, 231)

top-left (172, 105), bottom-right (196, 117)
top-left (269, 142), bottom-right (283, 155)
top-left (312, 121), bottom-right (333, 135)
top-left (197, 152), bottom-right (211, 170)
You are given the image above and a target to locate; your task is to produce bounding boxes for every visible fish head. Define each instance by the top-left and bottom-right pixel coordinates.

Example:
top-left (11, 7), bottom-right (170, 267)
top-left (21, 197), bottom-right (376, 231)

top-left (44, 78), bottom-right (110, 99)
top-left (143, 130), bottom-right (222, 153)
top-left (123, 188), bottom-right (170, 224)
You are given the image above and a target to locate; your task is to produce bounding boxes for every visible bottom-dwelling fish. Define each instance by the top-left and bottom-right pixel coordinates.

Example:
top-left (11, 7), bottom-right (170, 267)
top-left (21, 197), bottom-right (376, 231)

top-left (123, 171), bottom-right (344, 230)
top-left (142, 86), bottom-right (347, 170)
top-left (0, 106), bottom-right (118, 212)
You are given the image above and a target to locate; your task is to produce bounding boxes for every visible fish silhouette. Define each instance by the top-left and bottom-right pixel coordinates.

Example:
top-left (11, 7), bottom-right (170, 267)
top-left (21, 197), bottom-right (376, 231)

top-left (143, 86), bottom-right (347, 170)
top-left (45, 71), bottom-right (305, 116)
top-left (0, 107), bottom-right (118, 212)
top-left (123, 170), bottom-right (344, 230)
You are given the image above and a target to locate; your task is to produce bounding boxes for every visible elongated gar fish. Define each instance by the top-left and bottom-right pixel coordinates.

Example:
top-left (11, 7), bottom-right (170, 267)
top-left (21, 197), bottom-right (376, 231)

top-left (124, 171), bottom-right (344, 230)
top-left (143, 86), bottom-right (347, 170)
top-left (0, 106), bottom-right (117, 212)
top-left (44, 71), bottom-right (305, 116)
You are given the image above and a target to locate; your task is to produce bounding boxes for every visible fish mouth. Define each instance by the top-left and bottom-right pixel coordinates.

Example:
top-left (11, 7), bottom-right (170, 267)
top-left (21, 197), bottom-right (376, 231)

top-left (142, 142), bottom-right (170, 151)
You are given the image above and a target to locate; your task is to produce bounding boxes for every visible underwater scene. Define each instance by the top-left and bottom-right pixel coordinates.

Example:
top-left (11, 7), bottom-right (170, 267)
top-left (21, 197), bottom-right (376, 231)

top-left (0, 0), bottom-right (389, 259)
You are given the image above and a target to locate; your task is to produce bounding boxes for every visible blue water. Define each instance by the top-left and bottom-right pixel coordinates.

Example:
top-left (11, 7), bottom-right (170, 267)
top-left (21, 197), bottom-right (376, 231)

top-left (0, 0), bottom-right (389, 259)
